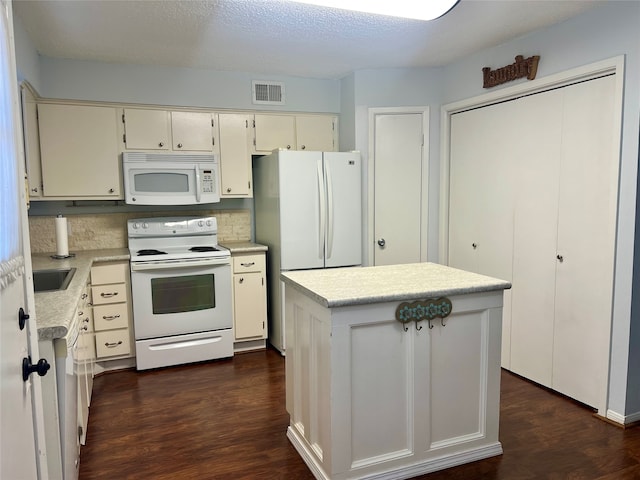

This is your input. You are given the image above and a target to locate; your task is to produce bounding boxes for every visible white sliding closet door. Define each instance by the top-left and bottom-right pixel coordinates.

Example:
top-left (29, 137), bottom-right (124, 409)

top-left (509, 89), bottom-right (564, 387)
top-left (553, 75), bottom-right (617, 409)
top-left (449, 100), bottom-right (518, 367)
top-left (448, 74), bottom-right (619, 409)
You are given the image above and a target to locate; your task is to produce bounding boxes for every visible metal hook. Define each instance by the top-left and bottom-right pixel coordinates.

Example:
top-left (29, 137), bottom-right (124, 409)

top-left (428, 319), bottom-right (434, 329)
top-left (441, 318), bottom-right (447, 327)
top-left (403, 323), bottom-right (409, 332)
top-left (416, 321), bottom-right (423, 331)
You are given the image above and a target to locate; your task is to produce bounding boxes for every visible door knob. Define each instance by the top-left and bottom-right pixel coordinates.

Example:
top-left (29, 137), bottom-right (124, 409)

top-left (18, 307), bottom-right (29, 331)
top-left (377, 238), bottom-right (386, 247)
top-left (22, 356), bottom-right (50, 382)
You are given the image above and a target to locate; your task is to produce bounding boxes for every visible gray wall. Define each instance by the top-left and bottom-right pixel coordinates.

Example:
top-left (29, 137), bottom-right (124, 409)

top-left (37, 56), bottom-right (341, 113)
top-left (13, 13), bottom-right (40, 91)
top-left (438, 1), bottom-right (640, 418)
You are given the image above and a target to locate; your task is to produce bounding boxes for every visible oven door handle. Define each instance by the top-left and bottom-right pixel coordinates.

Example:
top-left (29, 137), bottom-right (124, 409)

top-left (130, 257), bottom-right (230, 271)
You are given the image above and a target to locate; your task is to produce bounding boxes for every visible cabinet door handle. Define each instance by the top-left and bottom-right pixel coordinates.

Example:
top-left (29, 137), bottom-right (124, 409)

top-left (177, 143), bottom-right (183, 148)
top-left (100, 292), bottom-right (118, 298)
top-left (102, 314), bottom-right (121, 321)
top-left (240, 262), bottom-right (255, 267)
top-left (557, 254), bottom-right (564, 262)
top-left (301, 145), bottom-right (306, 150)
top-left (159, 142), bottom-right (164, 147)
top-left (239, 277), bottom-right (244, 284)
top-left (472, 243), bottom-right (477, 249)
top-left (226, 187), bottom-right (232, 193)
top-left (286, 145), bottom-right (291, 149)
top-left (104, 341), bottom-right (123, 348)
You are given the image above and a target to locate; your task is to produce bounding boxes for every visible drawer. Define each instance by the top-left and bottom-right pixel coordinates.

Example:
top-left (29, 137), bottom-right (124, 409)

top-left (95, 329), bottom-right (131, 358)
top-left (91, 262), bottom-right (128, 285)
top-left (93, 303), bottom-right (129, 331)
top-left (232, 254), bottom-right (265, 273)
top-left (91, 283), bottom-right (127, 305)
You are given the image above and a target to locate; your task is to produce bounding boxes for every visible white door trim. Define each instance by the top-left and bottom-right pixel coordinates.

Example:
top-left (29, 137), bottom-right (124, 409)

top-left (367, 106), bottom-right (430, 266)
top-left (439, 55), bottom-right (624, 265)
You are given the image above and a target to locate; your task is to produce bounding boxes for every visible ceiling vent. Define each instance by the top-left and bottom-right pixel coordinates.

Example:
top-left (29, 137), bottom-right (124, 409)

top-left (252, 81), bottom-right (285, 105)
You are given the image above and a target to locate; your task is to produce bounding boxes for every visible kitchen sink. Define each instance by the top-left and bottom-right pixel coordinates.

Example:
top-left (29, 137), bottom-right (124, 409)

top-left (33, 268), bottom-right (76, 292)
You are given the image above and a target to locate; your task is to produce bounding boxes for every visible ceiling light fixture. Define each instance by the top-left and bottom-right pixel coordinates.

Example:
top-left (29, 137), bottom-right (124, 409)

top-left (291, 0), bottom-right (460, 21)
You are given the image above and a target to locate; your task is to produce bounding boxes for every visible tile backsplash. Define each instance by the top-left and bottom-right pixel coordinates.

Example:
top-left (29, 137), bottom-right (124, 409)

top-left (29, 210), bottom-right (251, 253)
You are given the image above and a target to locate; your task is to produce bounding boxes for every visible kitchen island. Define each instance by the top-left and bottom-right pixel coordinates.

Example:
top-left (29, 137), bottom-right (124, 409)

top-left (281, 262), bottom-right (511, 480)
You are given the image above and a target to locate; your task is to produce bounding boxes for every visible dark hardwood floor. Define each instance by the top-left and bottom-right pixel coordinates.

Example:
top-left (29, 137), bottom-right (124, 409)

top-left (80, 348), bottom-right (640, 479)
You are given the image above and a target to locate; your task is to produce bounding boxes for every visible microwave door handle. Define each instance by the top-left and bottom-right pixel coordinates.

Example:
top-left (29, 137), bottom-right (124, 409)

top-left (195, 164), bottom-right (202, 202)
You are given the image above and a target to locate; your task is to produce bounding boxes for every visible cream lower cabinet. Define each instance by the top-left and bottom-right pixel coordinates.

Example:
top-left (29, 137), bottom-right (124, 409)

top-left (90, 261), bottom-right (134, 360)
top-left (232, 252), bottom-right (267, 351)
top-left (77, 280), bottom-right (94, 446)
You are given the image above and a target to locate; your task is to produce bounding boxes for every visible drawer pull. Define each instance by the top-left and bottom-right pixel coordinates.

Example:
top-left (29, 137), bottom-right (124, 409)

top-left (102, 314), bottom-right (121, 321)
top-left (240, 262), bottom-right (255, 267)
top-left (104, 341), bottom-right (123, 348)
top-left (78, 310), bottom-right (84, 316)
top-left (100, 292), bottom-right (118, 298)
top-left (81, 325), bottom-right (89, 331)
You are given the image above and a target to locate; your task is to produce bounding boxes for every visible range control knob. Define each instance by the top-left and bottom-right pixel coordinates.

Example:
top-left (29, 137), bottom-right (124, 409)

top-left (206, 219), bottom-right (212, 226)
top-left (132, 222), bottom-right (139, 229)
top-left (198, 220), bottom-right (204, 227)
top-left (142, 222), bottom-right (149, 229)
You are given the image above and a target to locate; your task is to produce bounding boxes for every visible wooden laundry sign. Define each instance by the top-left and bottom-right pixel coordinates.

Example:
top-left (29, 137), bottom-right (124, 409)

top-left (482, 55), bottom-right (540, 88)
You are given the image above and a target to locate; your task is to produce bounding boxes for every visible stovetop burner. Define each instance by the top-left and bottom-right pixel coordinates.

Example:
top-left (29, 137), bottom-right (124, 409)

top-left (137, 249), bottom-right (167, 256)
top-left (189, 246), bottom-right (219, 252)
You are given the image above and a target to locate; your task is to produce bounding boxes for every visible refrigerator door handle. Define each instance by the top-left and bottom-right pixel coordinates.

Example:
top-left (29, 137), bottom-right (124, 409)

top-left (317, 160), bottom-right (326, 260)
top-left (325, 160), bottom-right (334, 259)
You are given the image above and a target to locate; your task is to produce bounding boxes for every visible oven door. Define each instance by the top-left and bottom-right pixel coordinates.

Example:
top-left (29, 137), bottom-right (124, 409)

top-left (130, 258), bottom-right (231, 340)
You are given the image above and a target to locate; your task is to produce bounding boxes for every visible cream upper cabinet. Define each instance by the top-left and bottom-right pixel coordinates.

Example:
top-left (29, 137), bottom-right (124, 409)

top-left (123, 108), bottom-right (216, 152)
top-left (37, 103), bottom-right (121, 198)
top-left (122, 108), bottom-right (170, 150)
top-left (218, 113), bottom-right (253, 197)
top-left (253, 114), bottom-right (296, 152)
top-left (295, 115), bottom-right (337, 151)
top-left (170, 111), bottom-right (216, 152)
top-left (254, 114), bottom-right (338, 153)
top-left (20, 84), bottom-right (42, 198)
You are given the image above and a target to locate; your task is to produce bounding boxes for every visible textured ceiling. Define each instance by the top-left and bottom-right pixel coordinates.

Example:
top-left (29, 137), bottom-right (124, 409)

top-left (13, 0), bottom-right (606, 79)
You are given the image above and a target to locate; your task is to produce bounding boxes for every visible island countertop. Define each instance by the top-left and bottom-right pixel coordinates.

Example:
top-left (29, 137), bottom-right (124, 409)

top-left (32, 248), bottom-right (130, 341)
top-left (281, 262), bottom-right (511, 308)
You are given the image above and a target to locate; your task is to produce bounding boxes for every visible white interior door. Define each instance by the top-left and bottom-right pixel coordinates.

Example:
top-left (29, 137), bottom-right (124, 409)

top-left (1, 1), bottom-right (45, 477)
top-left (372, 111), bottom-right (426, 266)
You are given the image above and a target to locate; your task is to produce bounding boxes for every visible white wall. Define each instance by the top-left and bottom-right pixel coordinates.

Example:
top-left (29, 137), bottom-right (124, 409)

top-left (439, 1), bottom-right (640, 418)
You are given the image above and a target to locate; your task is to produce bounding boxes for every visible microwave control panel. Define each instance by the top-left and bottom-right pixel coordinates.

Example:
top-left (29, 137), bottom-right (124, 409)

top-left (201, 169), bottom-right (215, 193)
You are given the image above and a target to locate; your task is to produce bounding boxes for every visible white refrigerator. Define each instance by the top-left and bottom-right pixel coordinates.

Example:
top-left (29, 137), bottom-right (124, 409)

top-left (254, 150), bottom-right (362, 353)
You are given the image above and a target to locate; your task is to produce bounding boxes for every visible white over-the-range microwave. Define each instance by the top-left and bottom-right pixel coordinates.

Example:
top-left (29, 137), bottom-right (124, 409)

top-left (122, 152), bottom-right (220, 205)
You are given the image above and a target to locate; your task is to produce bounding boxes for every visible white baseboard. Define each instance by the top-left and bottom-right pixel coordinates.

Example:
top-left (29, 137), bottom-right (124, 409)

top-left (606, 409), bottom-right (640, 426)
top-left (287, 425), bottom-right (503, 480)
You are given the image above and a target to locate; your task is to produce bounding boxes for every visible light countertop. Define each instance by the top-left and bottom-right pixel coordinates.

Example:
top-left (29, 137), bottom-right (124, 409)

top-left (220, 241), bottom-right (268, 253)
top-left (281, 262), bottom-right (511, 308)
top-left (32, 248), bottom-right (130, 341)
